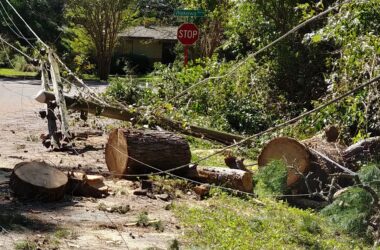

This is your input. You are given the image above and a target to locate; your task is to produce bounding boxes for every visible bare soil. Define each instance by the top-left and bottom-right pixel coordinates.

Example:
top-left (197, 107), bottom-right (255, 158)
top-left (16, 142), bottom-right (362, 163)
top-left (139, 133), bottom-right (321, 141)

top-left (0, 80), bottom-right (188, 250)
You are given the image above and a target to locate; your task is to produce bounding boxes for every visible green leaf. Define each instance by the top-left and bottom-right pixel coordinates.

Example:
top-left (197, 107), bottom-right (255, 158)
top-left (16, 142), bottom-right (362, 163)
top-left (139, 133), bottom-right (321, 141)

top-left (312, 34), bottom-right (322, 43)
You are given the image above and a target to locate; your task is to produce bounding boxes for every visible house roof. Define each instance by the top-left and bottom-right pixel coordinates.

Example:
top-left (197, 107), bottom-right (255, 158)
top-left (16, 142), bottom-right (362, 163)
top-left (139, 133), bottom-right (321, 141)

top-left (119, 26), bottom-right (177, 41)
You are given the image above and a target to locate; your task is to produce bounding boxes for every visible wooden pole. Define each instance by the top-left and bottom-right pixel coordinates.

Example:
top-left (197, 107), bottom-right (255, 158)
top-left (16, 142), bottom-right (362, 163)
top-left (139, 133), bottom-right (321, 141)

top-left (35, 90), bottom-right (247, 145)
top-left (40, 61), bottom-right (50, 91)
top-left (48, 51), bottom-right (71, 141)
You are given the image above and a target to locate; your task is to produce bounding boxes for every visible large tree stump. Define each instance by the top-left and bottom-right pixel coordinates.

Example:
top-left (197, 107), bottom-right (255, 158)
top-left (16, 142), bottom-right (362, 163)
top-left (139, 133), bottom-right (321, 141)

top-left (105, 129), bottom-right (191, 177)
top-left (10, 162), bottom-right (68, 202)
top-left (186, 166), bottom-right (253, 193)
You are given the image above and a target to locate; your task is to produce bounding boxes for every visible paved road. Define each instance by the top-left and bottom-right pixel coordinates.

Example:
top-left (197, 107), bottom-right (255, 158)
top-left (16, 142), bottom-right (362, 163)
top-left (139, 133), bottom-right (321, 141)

top-left (0, 78), bottom-right (108, 115)
top-left (0, 78), bottom-right (44, 114)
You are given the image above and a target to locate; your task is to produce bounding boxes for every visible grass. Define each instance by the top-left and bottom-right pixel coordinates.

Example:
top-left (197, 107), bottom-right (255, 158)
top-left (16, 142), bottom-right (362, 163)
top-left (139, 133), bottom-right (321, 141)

top-left (14, 240), bottom-right (37, 250)
top-left (0, 68), bottom-right (37, 78)
top-left (174, 191), bottom-right (370, 249)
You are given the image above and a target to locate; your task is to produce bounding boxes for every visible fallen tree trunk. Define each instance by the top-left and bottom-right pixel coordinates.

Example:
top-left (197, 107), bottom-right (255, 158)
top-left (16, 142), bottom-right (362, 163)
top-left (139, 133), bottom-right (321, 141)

top-left (186, 166), bottom-right (253, 193)
top-left (35, 91), bottom-right (246, 145)
top-left (343, 136), bottom-right (380, 167)
top-left (105, 128), bottom-right (192, 177)
top-left (10, 162), bottom-right (68, 202)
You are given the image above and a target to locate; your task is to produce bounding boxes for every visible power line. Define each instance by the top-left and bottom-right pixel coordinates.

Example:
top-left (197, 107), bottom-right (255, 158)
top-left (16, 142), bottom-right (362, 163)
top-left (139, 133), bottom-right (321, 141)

top-left (0, 1), bottom-right (36, 48)
top-left (3, 0), bottom-right (48, 48)
top-left (0, 35), bottom-right (33, 61)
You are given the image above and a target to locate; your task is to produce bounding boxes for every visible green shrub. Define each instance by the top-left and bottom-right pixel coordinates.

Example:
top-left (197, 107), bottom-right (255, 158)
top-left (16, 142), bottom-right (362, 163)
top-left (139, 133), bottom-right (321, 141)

top-left (254, 160), bottom-right (289, 197)
top-left (103, 77), bottom-right (148, 105)
top-left (11, 55), bottom-right (28, 72)
top-left (321, 187), bottom-right (373, 236)
top-left (358, 163), bottom-right (380, 194)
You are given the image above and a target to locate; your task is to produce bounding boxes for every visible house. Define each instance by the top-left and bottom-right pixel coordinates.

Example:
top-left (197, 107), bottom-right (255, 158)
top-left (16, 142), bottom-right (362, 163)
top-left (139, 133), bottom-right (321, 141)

top-left (116, 26), bottom-right (178, 64)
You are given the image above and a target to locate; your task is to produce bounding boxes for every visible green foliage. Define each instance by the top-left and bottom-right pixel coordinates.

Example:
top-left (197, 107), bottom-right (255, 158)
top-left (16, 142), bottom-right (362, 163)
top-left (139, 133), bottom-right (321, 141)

top-left (137, 0), bottom-right (182, 25)
top-left (305, 0), bottom-right (380, 137)
top-left (65, 0), bottom-right (136, 80)
top-left (174, 192), bottom-right (369, 249)
top-left (103, 77), bottom-right (146, 105)
top-left (254, 160), bottom-right (288, 197)
top-left (1, 0), bottom-right (65, 45)
top-left (321, 187), bottom-right (373, 236)
top-left (321, 164), bottom-right (380, 238)
top-left (358, 163), bottom-right (380, 194)
top-left (293, 90), bottom-right (370, 143)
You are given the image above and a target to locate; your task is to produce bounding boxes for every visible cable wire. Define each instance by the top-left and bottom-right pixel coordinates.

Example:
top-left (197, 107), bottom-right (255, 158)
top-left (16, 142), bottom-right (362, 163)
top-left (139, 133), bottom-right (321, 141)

top-left (0, 35), bottom-right (33, 61)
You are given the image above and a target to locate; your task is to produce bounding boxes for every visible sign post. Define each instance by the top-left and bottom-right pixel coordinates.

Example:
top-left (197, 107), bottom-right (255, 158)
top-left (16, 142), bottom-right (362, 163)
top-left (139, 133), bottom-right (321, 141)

top-left (177, 23), bottom-right (200, 66)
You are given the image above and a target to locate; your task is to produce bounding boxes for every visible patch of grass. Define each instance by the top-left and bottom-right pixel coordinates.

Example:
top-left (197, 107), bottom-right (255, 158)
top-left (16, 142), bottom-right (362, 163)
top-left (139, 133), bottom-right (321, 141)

top-left (0, 68), bottom-right (37, 78)
top-left (152, 220), bottom-right (165, 232)
top-left (54, 228), bottom-right (70, 239)
top-left (168, 239), bottom-right (180, 250)
top-left (136, 211), bottom-right (149, 227)
top-left (174, 191), bottom-right (369, 249)
top-left (14, 240), bottom-right (37, 250)
top-left (186, 136), bottom-right (220, 150)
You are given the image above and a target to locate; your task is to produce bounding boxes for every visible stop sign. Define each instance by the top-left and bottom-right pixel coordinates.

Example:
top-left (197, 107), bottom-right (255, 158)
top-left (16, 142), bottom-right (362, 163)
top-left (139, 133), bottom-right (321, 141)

top-left (177, 23), bottom-right (199, 46)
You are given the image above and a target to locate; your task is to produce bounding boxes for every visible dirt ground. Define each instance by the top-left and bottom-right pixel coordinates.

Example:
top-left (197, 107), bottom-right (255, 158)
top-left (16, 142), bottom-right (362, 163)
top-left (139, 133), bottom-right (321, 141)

top-left (0, 79), bottom-right (188, 250)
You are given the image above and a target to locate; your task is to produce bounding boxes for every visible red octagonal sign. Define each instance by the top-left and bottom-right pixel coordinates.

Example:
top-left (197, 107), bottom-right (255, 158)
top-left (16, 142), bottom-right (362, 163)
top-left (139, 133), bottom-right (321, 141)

top-left (177, 23), bottom-right (199, 46)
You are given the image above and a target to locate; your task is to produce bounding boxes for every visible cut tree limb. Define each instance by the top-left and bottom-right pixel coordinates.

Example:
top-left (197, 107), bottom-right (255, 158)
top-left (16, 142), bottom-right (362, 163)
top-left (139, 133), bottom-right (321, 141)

top-left (185, 166), bottom-right (253, 193)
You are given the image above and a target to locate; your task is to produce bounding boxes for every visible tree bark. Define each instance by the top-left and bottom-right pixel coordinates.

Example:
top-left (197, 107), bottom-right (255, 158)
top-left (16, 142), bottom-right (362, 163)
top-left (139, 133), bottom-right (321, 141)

top-left (10, 162), bottom-right (68, 202)
top-left (186, 166), bottom-right (253, 193)
top-left (105, 128), bottom-right (192, 177)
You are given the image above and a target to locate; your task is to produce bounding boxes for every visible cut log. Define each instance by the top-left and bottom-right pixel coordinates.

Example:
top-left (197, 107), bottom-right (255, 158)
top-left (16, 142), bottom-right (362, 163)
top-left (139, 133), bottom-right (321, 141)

top-left (10, 162), bottom-right (68, 202)
top-left (186, 166), bottom-right (253, 193)
top-left (105, 129), bottom-right (191, 177)
top-left (66, 172), bottom-right (108, 198)
top-left (258, 137), bottom-right (311, 187)
top-left (258, 136), bottom-right (348, 192)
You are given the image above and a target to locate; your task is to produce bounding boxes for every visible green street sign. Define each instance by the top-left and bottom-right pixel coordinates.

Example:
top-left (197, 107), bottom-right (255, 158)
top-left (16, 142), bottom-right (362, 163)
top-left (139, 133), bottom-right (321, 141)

top-left (175, 9), bottom-right (205, 17)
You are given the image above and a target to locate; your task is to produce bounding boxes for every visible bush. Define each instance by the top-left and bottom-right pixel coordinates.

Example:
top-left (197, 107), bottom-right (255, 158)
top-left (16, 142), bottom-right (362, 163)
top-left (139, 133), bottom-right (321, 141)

top-left (321, 187), bottom-right (373, 236)
top-left (254, 160), bottom-right (288, 197)
top-left (103, 77), bottom-right (148, 105)
top-left (321, 164), bottom-right (380, 238)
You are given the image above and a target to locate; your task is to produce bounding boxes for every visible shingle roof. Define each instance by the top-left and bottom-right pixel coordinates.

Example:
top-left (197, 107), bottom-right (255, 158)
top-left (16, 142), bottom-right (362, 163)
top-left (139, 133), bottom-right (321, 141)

top-left (118, 26), bottom-right (177, 41)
